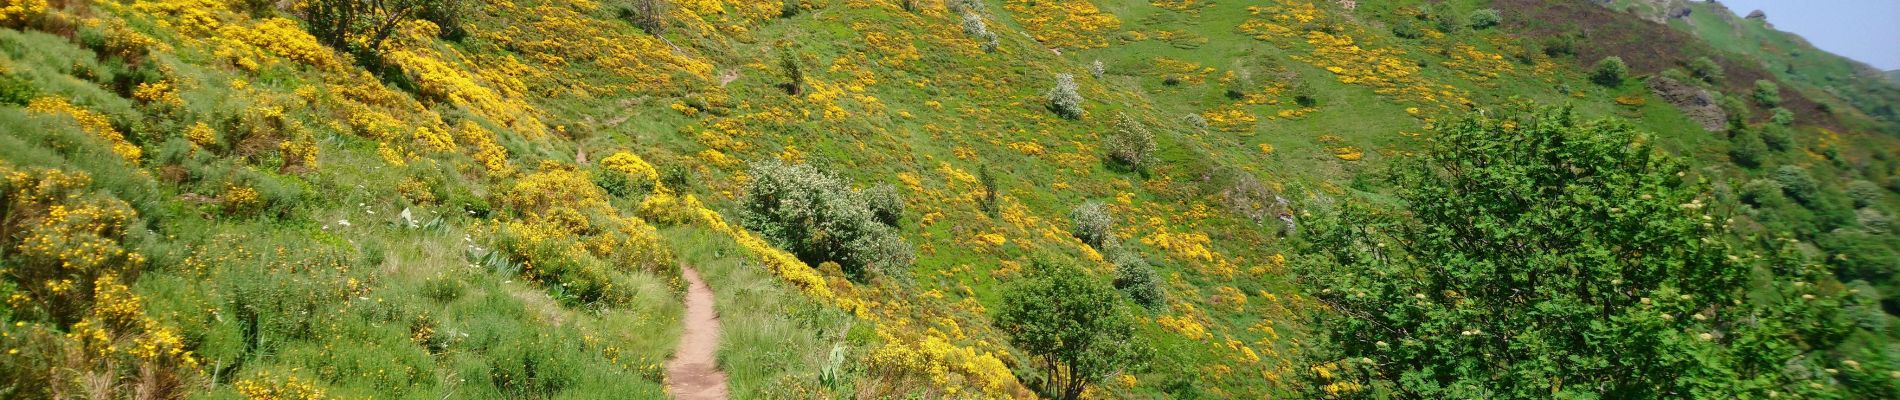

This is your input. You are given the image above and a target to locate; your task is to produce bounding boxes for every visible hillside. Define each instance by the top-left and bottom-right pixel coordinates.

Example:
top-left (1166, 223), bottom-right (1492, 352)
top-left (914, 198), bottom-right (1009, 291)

top-left (2, 0), bottom-right (1898, 398)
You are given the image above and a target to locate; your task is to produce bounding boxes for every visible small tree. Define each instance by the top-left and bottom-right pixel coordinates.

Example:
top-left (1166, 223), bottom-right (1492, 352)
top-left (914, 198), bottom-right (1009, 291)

top-left (300, 0), bottom-right (439, 63)
top-left (1070, 201), bottom-right (1114, 249)
top-left (1728, 128), bottom-right (1767, 168)
top-left (1467, 9), bottom-right (1500, 30)
top-left (1688, 56), bottom-right (1724, 84)
top-left (978, 164), bottom-right (999, 216)
top-left (1590, 56), bottom-right (1627, 86)
top-left (997, 259), bottom-right (1146, 400)
top-left (1754, 79), bottom-right (1781, 107)
top-left (1047, 73), bottom-right (1083, 119)
top-left (1774, 165), bottom-right (1818, 206)
top-left (1104, 113), bottom-right (1156, 171)
top-left (616, 0), bottom-right (665, 35)
top-left (778, 51), bottom-right (804, 95)
top-left (1769, 107), bottom-right (1795, 126)
top-left (1298, 106), bottom-right (1869, 397)
top-left (1739, 178), bottom-right (1785, 208)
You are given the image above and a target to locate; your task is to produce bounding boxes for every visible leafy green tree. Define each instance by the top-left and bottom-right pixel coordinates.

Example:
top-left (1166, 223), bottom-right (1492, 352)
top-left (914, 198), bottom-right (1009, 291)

top-left (1298, 107), bottom-right (1874, 397)
top-left (1467, 9), bottom-right (1501, 30)
top-left (1774, 165), bottom-right (1818, 206)
top-left (1729, 128), bottom-right (1768, 168)
top-left (997, 259), bottom-right (1147, 400)
top-left (1754, 79), bottom-right (1782, 107)
top-left (1591, 56), bottom-right (1628, 86)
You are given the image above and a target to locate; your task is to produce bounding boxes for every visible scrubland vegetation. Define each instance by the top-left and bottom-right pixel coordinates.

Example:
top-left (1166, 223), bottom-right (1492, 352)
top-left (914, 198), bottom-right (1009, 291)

top-left (3, 0), bottom-right (1899, 398)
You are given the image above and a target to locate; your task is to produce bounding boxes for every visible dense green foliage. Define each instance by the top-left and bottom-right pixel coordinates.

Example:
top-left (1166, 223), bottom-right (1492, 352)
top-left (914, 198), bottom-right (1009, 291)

top-left (997, 259), bottom-right (1147, 400)
top-left (740, 160), bottom-right (912, 280)
top-left (1591, 56), bottom-right (1628, 86)
top-left (1298, 107), bottom-right (1888, 397)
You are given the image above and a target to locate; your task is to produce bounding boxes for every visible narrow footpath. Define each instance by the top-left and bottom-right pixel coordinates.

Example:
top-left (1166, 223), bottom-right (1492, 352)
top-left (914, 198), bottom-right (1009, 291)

top-left (666, 266), bottom-right (729, 400)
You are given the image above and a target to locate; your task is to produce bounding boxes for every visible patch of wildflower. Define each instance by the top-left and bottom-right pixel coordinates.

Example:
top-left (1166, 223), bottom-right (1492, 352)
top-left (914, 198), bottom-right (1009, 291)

top-left (1201, 104), bottom-right (1258, 133)
top-left (234, 371), bottom-right (330, 400)
top-left (601, 151), bottom-right (661, 186)
top-left (0, 0), bottom-right (47, 27)
top-left (1004, 0), bottom-right (1122, 49)
top-left (27, 97), bottom-right (141, 163)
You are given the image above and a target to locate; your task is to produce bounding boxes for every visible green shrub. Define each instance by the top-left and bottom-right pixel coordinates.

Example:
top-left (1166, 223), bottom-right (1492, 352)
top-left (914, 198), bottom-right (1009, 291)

top-left (1770, 107), bottom-right (1794, 126)
top-left (1391, 21), bottom-right (1424, 39)
top-left (1754, 79), bottom-right (1781, 107)
top-left (864, 182), bottom-right (904, 227)
top-left (740, 160), bottom-right (912, 280)
top-left (1848, 179), bottom-right (1885, 208)
top-left (0, 74), bottom-right (35, 106)
top-left (1688, 56), bottom-right (1724, 84)
top-left (1857, 208), bottom-right (1892, 233)
top-left (1104, 113), bottom-right (1156, 171)
top-left (1590, 56), bottom-right (1627, 86)
top-left (1728, 129), bottom-right (1767, 168)
top-left (1182, 113), bottom-right (1208, 130)
top-left (1070, 200), bottom-right (1113, 249)
top-left (1111, 252), bottom-right (1163, 310)
top-left (1740, 179), bottom-right (1785, 208)
top-left (1719, 93), bottom-right (1751, 127)
top-left (961, 12), bottom-right (998, 53)
top-left (591, 166), bottom-right (640, 198)
top-left (1760, 124), bottom-right (1793, 151)
top-left (1775, 165), bottom-right (1818, 206)
top-left (1298, 106), bottom-right (1866, 397)
top-left (996, 258), bottom-right (1147, 400)
top-left (1047, 73), bottom-right (1083, 119)
top-left (1467, 9), bottom-right (1501, 30)
top-left (1291, 81), bottom-right (1319, 107)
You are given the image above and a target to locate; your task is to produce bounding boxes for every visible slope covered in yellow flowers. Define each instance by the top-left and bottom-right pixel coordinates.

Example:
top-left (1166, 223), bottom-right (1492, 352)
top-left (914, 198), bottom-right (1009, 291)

top-left (5, 0), bottom-right (1900, 398)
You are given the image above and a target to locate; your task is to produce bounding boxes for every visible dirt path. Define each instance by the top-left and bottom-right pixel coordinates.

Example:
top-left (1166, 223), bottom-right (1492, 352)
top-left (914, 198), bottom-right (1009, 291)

top-left (667, 266), bottom-right (729, 400)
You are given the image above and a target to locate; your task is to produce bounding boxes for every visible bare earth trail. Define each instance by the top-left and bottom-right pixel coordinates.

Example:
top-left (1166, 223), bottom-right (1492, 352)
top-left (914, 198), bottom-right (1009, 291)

top-left (667, 266), bottom-right (730, 400)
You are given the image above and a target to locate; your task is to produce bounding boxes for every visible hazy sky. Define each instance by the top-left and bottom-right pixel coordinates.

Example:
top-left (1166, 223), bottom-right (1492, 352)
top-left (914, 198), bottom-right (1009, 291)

top-left (1714, 0), bottom-right (1900, 70)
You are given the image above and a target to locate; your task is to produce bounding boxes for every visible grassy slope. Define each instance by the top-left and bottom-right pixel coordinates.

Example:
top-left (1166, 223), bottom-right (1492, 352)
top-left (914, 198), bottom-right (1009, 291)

top-left (3, 0), bottom-right (1898, 398)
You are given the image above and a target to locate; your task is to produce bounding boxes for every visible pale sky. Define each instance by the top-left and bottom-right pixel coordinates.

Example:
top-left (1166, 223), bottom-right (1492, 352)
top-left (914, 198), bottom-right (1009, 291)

top-left (1714, 0), bottom-right (1900, 70)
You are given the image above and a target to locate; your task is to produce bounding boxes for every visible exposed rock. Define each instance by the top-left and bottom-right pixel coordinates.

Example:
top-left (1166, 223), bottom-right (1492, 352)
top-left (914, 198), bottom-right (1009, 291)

top-left (1648, 76), bottom-right (1728, 131)
top-left (1745, 9), bottom-right (1766, 20)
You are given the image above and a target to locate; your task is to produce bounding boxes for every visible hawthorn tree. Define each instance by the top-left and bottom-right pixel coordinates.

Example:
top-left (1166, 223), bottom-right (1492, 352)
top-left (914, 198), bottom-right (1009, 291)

top-left (996, 258), bottom-right (1147, 399)
top-left (1297, 106), bottom-right (1882, 397)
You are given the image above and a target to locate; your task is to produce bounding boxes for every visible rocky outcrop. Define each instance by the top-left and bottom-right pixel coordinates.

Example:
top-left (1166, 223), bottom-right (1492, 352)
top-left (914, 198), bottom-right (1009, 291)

top-left (1648, 76), bottom-right (1729, 131)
